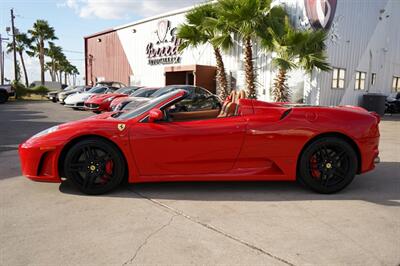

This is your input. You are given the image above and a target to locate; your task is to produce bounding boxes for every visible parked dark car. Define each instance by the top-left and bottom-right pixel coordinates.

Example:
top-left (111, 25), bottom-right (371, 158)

top-left (385, 92), bottom-right (400, 114)
top-left (0, 84), bottom-right (15, 103)
top-left (121, 85), bottom-right (221, 112)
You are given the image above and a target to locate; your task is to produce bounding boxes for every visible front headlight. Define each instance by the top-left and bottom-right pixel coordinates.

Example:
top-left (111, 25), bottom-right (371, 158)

top-left (31, 126), bottom-right (59, 139)
top-left (104, 97), bottom-right (116, 103)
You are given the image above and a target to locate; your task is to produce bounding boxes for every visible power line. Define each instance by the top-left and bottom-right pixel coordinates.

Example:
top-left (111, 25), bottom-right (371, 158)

top-left (63, 49), bottom-right (84, 54)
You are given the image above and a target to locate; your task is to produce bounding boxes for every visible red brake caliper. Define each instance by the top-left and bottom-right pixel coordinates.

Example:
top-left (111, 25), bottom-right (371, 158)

top-left (100, 160), bottom-right (114, 184)
top-left (310, 155), bottom-right (321, 180)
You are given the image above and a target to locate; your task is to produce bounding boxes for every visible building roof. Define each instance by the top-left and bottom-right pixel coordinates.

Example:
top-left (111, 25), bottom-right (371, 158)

top-left (84, 5), bottom-right (195, 39)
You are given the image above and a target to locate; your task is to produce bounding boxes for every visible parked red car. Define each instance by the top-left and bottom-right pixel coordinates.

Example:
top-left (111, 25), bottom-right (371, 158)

top-left (109, 87), bottom-right (159, 111)
top-left (84, 86), bottom-right (142, 113)
top-left (19, 89), bottom-right (380, 195)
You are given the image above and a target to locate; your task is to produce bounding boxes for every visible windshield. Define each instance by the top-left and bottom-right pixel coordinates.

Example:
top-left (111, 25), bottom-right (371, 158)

top-left (115, 90), bottom-right (183, 120)
top-left (63, 85), bottom-right (76, 91)
top-left (88, 87), bottom-right (107, 94)
top-left (131, 88), bottom-right (158, 97)
top-left (150, 86), bottom-right (182, 98)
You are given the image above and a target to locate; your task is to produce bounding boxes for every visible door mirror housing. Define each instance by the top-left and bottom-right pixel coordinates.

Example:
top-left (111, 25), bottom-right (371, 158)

top-left (148, 108), bottom-right (164, 122)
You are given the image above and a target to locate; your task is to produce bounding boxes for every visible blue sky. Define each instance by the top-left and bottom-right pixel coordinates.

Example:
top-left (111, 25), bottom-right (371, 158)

top-left (1, 0), bottom-right (203, 84)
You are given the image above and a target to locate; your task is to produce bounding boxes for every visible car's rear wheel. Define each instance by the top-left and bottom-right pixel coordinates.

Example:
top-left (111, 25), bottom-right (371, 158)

top-left (64, 138), bottom-right (125, 195)
top-left (298, 137), bottom-right (357, 194)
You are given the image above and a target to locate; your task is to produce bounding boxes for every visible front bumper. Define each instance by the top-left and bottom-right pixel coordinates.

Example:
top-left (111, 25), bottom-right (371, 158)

top-left (84, 103), bottom-right (100, 110)
top-left (18, 143), bottom-right (61, 183)
top-left (64, 102), bottom-right (85, 109)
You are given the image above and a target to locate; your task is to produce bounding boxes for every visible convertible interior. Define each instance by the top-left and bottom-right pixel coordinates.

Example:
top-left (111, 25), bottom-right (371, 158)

top-left (166, 90), bottom-right (247, 122)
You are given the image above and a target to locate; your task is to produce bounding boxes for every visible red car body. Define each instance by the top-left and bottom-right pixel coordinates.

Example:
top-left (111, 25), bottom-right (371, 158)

top-left (84, 93), bottom-right (127, 112)
top-left (19, 91), bottom-right (380, 189)
top-left (84, 87), bottom-right (142, 112)
top-left (109, 96), bottom-right (130, 111)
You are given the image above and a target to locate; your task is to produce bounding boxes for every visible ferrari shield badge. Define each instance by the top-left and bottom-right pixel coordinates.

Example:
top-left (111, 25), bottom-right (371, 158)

top-left (117, 124), bottom-right (126, 131)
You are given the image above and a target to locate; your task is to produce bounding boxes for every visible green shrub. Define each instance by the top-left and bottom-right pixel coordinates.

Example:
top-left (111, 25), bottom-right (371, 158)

top-left (31, 85), bottom-right (49, 96)
top-left (12, 81), bottom-right (29, 98)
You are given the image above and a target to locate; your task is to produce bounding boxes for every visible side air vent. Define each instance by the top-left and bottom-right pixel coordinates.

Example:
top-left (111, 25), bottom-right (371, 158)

top-left (280, 109), bottom-right (292, 120)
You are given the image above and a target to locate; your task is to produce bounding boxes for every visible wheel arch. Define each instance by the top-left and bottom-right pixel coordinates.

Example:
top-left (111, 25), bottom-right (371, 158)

top-left (58, 134), bottom-right (129, 180)
top-left (297, 132), bottom-right (362, 175)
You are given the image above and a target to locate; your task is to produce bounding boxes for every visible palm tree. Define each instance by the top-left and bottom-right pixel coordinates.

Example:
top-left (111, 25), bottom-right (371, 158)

top-left (6, 33), bottom-right (32, 87)
top-left (215, 0), bottom-right (278, 98)
top-left (261, 17), bottom-right (331, 102)
top-left (28, 20), bottom-right (58, 85)
top-left (46, 42), bottom-right (64, 82)
top-left (177, 4), bottom-right (232, 99)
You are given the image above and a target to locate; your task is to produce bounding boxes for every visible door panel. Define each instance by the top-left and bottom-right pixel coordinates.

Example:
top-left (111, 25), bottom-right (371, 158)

top-left (129, 117), bottom-right (247, 176)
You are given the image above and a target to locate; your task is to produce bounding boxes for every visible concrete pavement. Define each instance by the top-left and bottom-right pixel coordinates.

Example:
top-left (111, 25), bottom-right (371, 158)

top-left (1, 101), bottom-right (399, 265)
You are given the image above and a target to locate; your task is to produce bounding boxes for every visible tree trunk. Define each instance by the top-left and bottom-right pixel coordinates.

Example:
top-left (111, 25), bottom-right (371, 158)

top-left (64, 72), bottom-right (67, 85)
top-left (18, 51), bottom-right (29, 87)
top-left (51, 61), bottom-right (56, 81)
top-left (272, 68), bottom-right (289, 102)
top-left (59, 71), bottom-right (62, 84)
top-left (39, 39), bottom-right (45, 86)
top-left (213, 47), bottom-right (229, 100)
top-left (244, 37), bottom-right (256, 98)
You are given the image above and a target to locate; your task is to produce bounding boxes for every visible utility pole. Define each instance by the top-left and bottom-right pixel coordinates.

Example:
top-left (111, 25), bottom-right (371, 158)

top-left (11, 8), bottom-right (18, 83)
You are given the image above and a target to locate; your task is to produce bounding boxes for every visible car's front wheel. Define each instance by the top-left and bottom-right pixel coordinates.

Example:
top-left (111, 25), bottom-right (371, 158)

top-left (63, 138), bottom-right (126, 195)
top-left (298, 137), bottom-right (358, 194)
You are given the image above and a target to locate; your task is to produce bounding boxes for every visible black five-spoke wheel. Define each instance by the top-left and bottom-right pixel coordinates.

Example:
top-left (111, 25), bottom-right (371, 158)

top-left (298, 137), bottom-right (358, 194)
top-left (64, 138), bottom-right (125, 195)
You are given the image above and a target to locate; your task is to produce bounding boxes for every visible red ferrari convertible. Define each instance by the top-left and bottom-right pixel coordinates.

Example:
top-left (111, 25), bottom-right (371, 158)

top-left (19, 89), bottom-right (380, 195)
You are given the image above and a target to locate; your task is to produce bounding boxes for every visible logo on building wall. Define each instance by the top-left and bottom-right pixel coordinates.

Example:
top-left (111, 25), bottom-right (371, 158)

top-left (146, 19), bottom-right (182, 65)
top-left (304, 0), bottom-right (337, 30)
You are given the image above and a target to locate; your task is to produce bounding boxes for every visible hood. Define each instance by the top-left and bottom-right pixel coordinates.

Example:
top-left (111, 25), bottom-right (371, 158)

top-left (65, 92), bottom-right (95, 103)
top-left (110, 95), bottom-right (129, 106)
top-left (59, 89), bottom-right (78, 97)
top-left (89, 93), bottom-right (122, 101)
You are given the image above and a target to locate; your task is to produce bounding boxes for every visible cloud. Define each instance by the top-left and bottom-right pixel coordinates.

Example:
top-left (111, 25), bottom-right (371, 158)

top-left (62, 0), bottom-right (206, 20)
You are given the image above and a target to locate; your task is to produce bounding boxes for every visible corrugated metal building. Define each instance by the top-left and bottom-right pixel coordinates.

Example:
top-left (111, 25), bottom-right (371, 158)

top-left (84, 0), bottom-right (400, 106)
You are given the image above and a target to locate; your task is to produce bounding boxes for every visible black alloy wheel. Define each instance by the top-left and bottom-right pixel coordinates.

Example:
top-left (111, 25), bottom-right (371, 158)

top-left (64, 138), bottom-right (125, 195)
top-left (298, 137), bottom-right (357, 194)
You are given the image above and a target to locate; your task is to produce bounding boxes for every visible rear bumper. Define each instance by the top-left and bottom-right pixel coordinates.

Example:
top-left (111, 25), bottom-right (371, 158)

top-left (358, 136), bottom-right (380, 173)
top-left (18, 143), bottom-right (61, 183)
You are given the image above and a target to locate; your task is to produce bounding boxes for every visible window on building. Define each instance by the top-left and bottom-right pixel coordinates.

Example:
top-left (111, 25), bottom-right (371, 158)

top-left (393, 76), bottom-right (400, 92)
top-left (371, 73), bottom-right (376, 85)
top-left (355, 71), bottom-right (366, 90)
top-left (332, 68), bottom-right (346, 89)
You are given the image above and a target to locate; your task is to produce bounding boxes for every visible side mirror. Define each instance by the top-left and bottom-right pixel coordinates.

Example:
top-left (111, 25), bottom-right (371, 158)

top-left (148, 108), bottom-right (164, 122)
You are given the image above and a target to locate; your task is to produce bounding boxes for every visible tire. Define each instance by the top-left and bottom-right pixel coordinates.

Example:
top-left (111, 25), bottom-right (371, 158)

top-left (298, 137), bottom-right (358, 194)
top-left (93, 111), bottom-right (101, 114)
top-left (63, 138), bottom-right (126, 195)
top-left (0, 92), bottom-right (7, 104)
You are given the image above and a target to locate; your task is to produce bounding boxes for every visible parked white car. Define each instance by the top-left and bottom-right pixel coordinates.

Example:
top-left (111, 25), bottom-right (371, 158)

top-left (58, 86), bottom-right (91, 104)
top-left (64, 86), bottom-right (116, 109)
